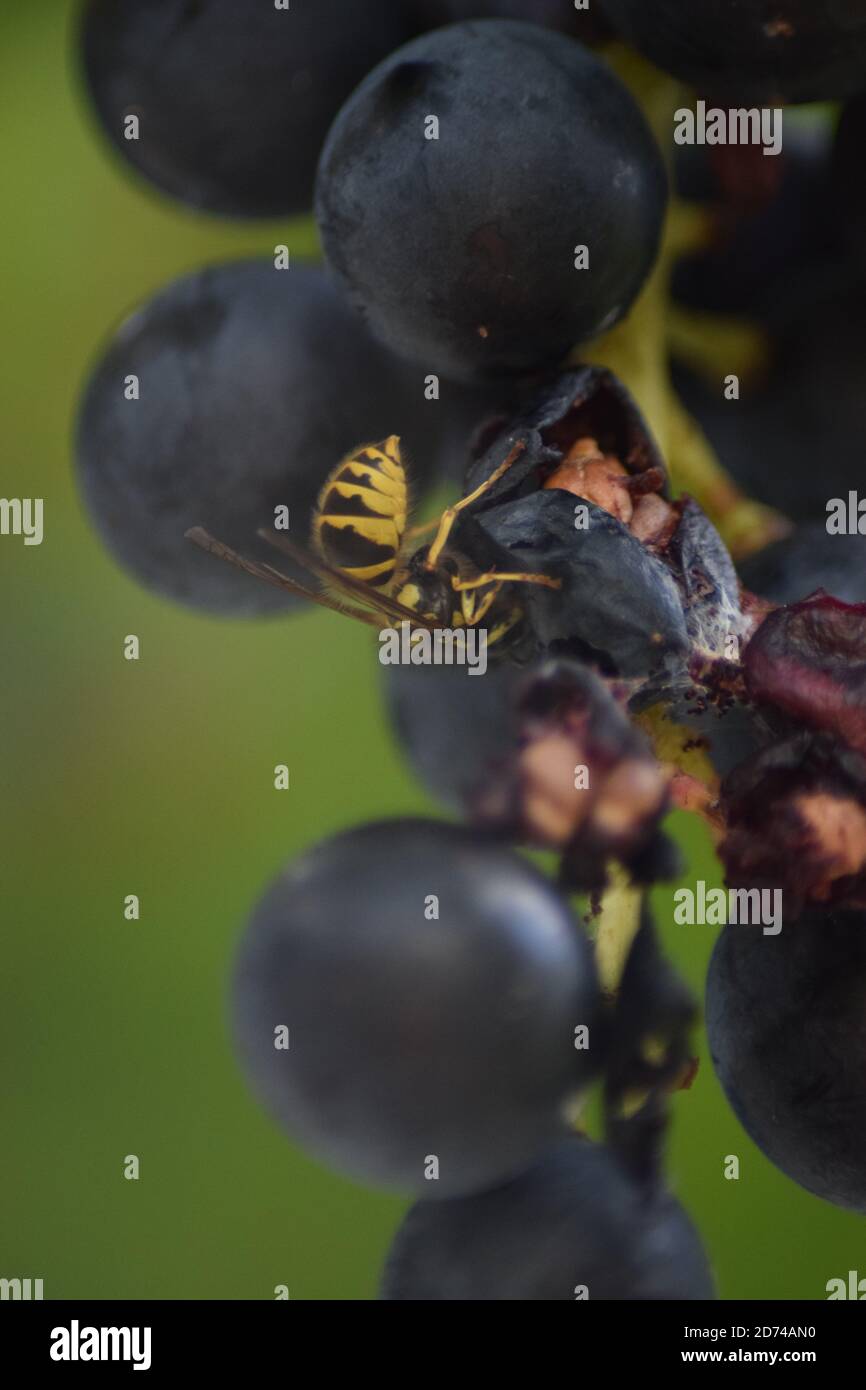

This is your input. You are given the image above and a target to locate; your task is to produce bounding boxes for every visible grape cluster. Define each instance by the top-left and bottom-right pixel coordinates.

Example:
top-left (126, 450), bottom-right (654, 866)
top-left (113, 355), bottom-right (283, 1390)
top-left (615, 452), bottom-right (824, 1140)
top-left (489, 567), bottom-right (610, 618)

top-left (73, 6), bottom-right (866, 1298)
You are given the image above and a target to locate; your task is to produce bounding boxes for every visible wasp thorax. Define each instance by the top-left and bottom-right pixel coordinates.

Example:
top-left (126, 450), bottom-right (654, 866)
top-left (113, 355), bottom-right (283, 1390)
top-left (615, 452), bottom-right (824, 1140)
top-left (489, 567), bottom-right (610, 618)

top-left (394, 548), bottom-right (457, 624)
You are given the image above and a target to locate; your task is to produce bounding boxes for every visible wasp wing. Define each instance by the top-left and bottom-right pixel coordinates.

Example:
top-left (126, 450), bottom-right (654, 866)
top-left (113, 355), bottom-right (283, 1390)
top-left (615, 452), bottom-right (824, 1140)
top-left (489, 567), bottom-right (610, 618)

top-left (185, 528), bottom-right (390, 628)
top-left (257, 528), bottom-right (440, 629)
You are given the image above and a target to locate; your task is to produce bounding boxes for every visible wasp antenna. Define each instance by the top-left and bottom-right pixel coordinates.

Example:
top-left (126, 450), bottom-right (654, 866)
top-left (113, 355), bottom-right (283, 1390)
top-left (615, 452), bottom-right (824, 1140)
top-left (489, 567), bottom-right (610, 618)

top-left (185, 525), bottom-right (216, 549)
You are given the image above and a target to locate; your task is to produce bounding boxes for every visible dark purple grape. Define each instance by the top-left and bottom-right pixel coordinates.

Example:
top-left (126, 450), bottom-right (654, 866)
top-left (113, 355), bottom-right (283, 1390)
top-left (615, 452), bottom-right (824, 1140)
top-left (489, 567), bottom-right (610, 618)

top-left (382, 1135), bottom-right (714, 1299)
top-left (232, 819), bottom-right (603, 1196)
top-left (79, 0), bottom-right (422, 217)
top-left (316, 21), bottom-right (667, 381)
top-left (707, 909), bottom-right (866, 1212)
top-left (384, 661), bottom-right (524, 817)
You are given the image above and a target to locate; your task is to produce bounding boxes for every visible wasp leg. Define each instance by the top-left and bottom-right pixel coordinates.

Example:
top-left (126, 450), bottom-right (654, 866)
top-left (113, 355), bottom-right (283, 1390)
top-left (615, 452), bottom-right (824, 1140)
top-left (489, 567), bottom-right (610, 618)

top-left (451, 570), bottom-right (562, 592)
top-left (460, 583), bottom-right (501, 627)
top-left (425, 440), bottom-right (526, 570)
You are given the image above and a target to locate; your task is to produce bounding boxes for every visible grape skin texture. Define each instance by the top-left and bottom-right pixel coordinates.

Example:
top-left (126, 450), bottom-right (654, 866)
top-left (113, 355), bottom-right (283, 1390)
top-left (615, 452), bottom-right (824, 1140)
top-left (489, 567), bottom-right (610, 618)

top-left (316, 20), bottom-right (667, 381)
top-left (232, 820), bottom-right (602, 1197)
top-left (707, 912), bottom-right (866, 1213)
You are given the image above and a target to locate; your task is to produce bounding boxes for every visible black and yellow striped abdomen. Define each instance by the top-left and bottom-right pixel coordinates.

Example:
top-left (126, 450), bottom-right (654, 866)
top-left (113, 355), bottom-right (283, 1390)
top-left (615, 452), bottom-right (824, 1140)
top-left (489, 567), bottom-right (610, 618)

top-left (312, 436), bottom-right (407, 588)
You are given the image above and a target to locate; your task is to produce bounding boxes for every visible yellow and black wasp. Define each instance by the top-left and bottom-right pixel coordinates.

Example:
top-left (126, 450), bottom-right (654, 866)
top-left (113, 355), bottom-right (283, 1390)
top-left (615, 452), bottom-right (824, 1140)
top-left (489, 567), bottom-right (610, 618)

top-left (186, 435), bottom-right (560, 649)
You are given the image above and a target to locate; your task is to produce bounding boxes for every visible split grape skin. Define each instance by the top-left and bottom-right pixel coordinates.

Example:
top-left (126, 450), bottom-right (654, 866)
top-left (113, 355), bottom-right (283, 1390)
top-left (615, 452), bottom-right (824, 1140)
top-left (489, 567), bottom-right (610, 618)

top-left (599, 0), bottom-right (866, 105)
top-left (720, 732), bottom-right (866, 919)
top-left (379, 364), bottom-right (866, 919)
top-left (231, 819), bottom-right (604, 1198)
top-left (458, 369), bottom-right (742, 681)
top-left (382, 1135), bottom-right (715, 1300)
top-left (454, 368), bottom-right (689, 678)
top-left (79, 0), bottom-right (423, 217)
top-left (743, 593), bottom-right (866, 761)
top-left (315, 21), bottom-right (668, 381)
top-left (693, 594), bottom-right (866, 916)
top-left (707, 910), bottom-right (866, 1213)
top-left (474, 488), bottom-right (690, 677)
top-left (385, 658), bottom-right (677, 895)
top-left (75, 261), bottom-right (442, 616)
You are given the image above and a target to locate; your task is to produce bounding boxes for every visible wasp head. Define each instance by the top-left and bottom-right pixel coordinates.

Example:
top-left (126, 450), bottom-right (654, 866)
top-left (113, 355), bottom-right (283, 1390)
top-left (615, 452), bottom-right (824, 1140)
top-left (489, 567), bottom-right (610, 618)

top-left (393, 546), bottom-right (458, 625)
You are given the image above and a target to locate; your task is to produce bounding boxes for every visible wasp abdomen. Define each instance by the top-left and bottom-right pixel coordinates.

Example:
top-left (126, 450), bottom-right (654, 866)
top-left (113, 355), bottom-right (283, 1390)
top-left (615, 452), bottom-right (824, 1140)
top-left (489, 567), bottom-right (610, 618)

top-left (313, 436), bottom-right (407, 588)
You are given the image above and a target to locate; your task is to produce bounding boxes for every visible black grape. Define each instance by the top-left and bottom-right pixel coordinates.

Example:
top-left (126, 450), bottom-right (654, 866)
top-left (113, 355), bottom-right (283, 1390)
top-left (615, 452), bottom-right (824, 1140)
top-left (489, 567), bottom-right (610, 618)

top-left (382, 1135), bottom-right (715, 1299)
top-left (79, 0), bottom-right (422, 217)
top-left (707, 910), bottom-right (866, 1213)
top-left (232, 820), bottom-right (603, 1196)
top-left (316, 21), bottom-right (667, 381)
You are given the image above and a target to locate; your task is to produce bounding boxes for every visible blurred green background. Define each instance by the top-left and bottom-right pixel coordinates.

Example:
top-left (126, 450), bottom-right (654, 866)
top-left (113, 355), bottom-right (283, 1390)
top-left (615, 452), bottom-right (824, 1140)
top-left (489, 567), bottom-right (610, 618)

top-left (1, 3), bottom-right (861, 1300)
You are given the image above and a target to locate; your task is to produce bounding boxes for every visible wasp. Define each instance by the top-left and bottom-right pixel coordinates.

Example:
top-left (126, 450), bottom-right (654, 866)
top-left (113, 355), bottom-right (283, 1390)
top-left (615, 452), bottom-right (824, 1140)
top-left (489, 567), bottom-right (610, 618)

top-left (186, 434), bottom-right (560, 650)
